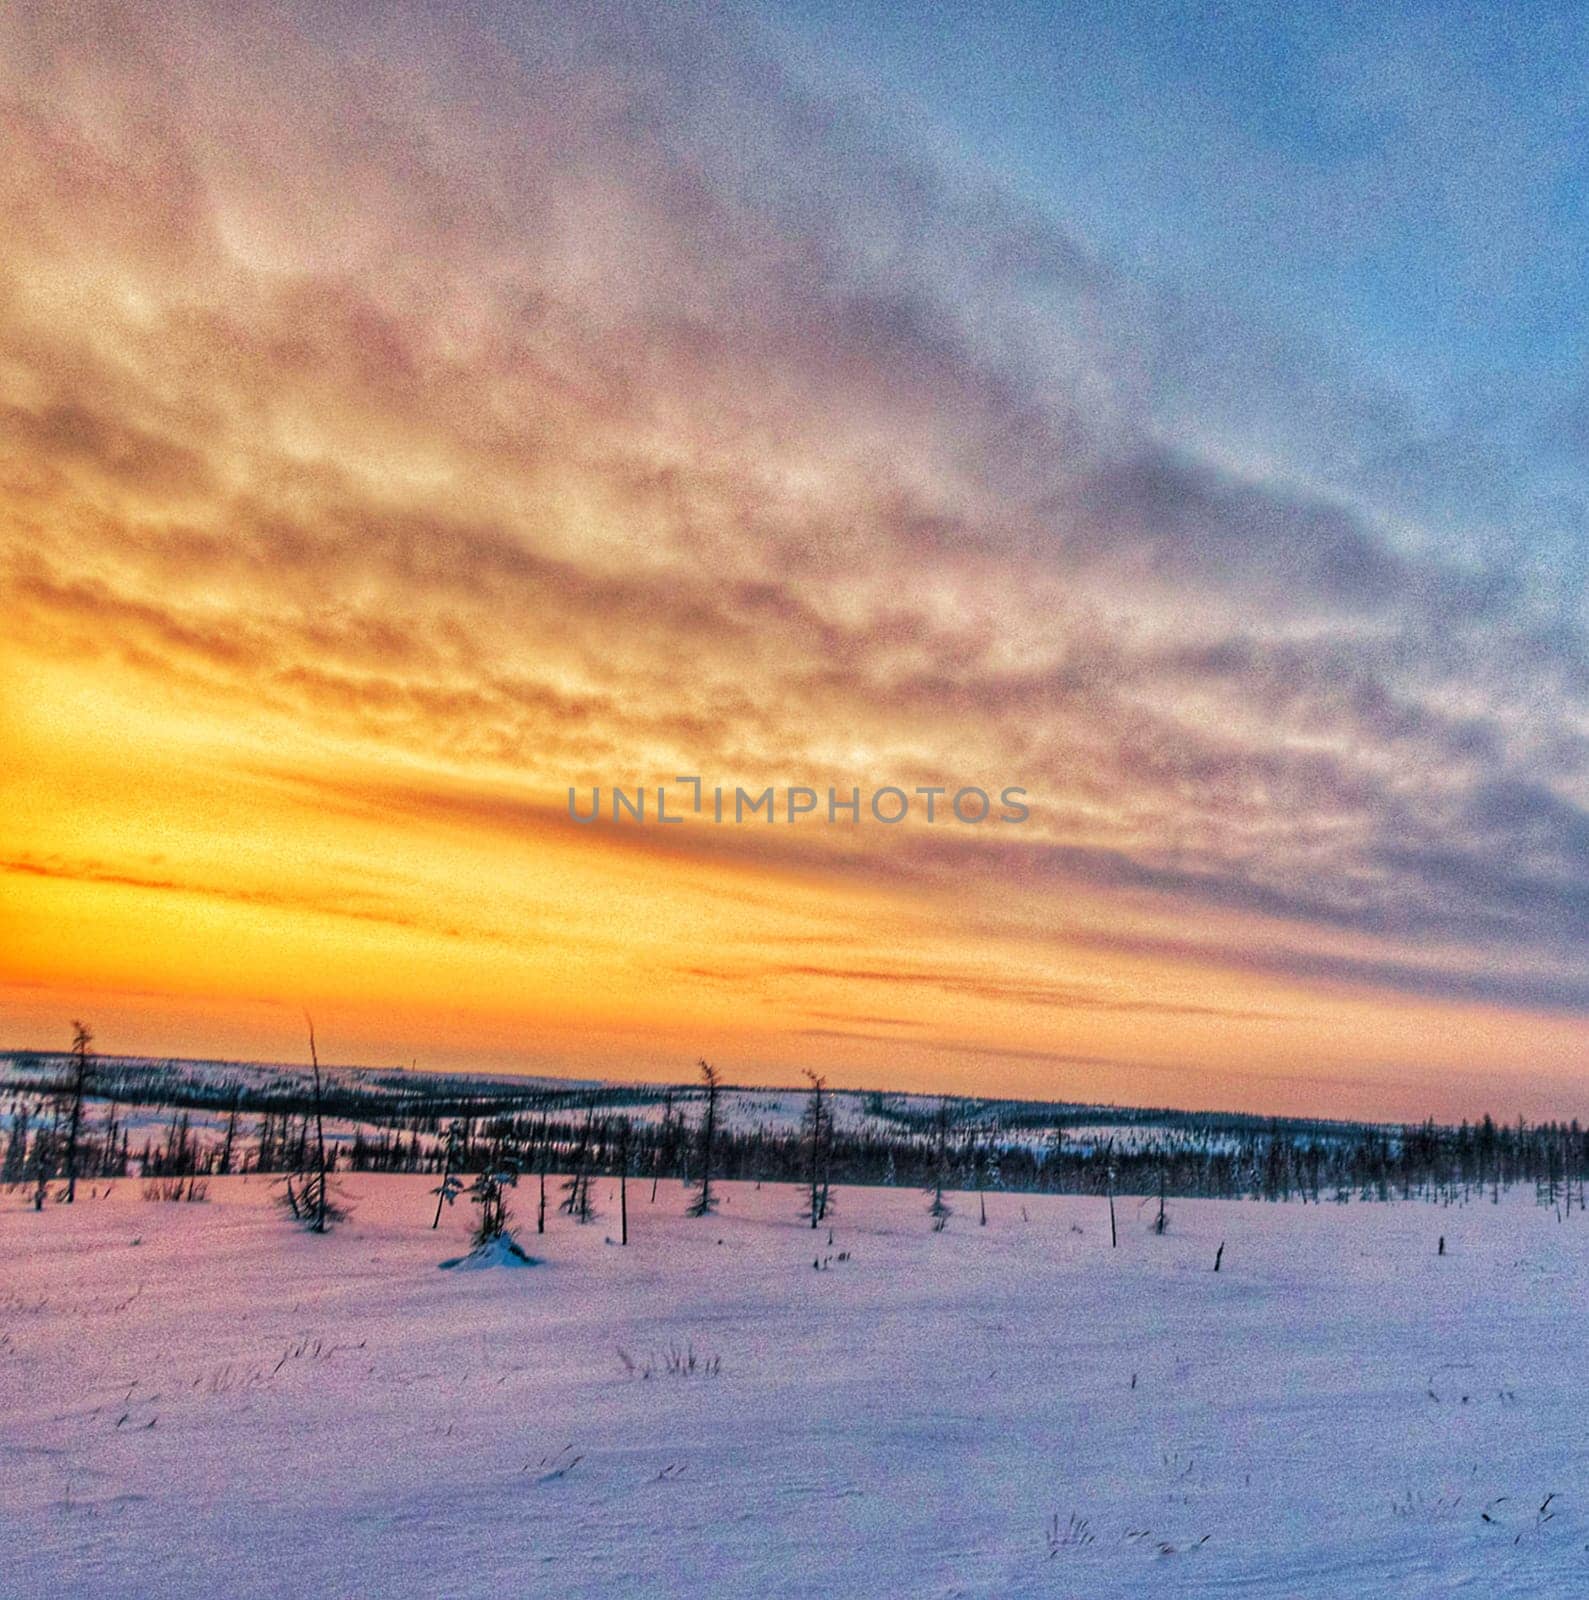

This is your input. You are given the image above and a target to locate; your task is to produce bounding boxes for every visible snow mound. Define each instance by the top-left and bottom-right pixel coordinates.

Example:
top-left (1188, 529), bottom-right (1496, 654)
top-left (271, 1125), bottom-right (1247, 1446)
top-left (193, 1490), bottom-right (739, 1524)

top-left (438, 1234), bottom-right (540, 1270)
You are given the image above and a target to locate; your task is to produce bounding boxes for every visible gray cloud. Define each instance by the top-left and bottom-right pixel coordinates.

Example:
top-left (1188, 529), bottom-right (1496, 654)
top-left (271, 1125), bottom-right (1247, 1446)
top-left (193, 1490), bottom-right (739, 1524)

top-left (3, 0), bottom-right (1588, 1034)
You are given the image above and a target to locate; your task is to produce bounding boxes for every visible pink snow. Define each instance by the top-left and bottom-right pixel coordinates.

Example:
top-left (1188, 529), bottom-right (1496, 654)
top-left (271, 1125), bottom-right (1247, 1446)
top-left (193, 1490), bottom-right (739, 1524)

top-left (0, 1175), bottom-right (1581, 1597)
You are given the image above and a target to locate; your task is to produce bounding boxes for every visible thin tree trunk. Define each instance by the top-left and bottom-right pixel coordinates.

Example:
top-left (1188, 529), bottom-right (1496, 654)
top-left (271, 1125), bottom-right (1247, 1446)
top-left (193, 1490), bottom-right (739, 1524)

top-left (63, 1021), bottom-right (92, 1204)
top-left (306, 1016), bottom-right (329, 1232)
top-left (620, 1122), bottom-right (629, 1247)
top-left (1105, 1140), bottom-right (1118, 1248)
top-left (432, 1133), bottom-right (453, 1229)
top-left (220, 1094), bottom-right (239, 1176)
top-left (690, 1062), bottom-right (719, 1216)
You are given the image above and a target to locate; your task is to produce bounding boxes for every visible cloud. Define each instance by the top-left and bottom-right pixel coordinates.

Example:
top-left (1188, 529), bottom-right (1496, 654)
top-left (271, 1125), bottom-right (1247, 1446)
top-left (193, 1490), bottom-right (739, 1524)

top-left (759, 961), bottom-right (1296, 1022)
top-left (2, 0), bottom-right (1588, 1071)
top-left (0, 854), bottom-right (464, 940)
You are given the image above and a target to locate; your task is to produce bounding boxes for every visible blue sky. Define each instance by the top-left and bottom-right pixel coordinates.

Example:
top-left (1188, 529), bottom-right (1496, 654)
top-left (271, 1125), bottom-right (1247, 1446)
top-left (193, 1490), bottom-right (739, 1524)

top-left (769, 1), bottom-right (1589, 550)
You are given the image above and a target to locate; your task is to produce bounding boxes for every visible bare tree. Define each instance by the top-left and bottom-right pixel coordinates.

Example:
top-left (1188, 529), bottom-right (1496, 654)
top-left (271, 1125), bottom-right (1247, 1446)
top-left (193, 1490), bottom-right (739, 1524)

top-left (561, 1109), bottom-right (596, 1222)
top-left (650, 1090), bottom-right (673, 1203)
top-left (802, 1070), bottom-right (828, 1229)
top-left (617, 1117), bottom-right (630, 1246)
top-left (305, 1016), bottom-right (332, 1232)
top-left (218, 1090), bottom-right (241, 1176)
top-left (1104, 1139), bottom-right (1118, 1248)
top-left (431, 1122), bottom-right (464, 1228)
top-left (61, 1021), bottom-right (93, 1203)
top-left (687, 1060), bottom-right (721, 1217)
top-left (927, 1099), bottom-right (953, 1230)
top-left (279, 1017), bottom-right (342, 1231)
top-left (99, 1092), bottom-right (122, 1178)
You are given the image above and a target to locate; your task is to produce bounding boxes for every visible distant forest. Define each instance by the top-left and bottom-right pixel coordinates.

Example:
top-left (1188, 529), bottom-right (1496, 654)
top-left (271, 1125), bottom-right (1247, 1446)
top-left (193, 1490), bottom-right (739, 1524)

top-left (5, 1049), bottom-right (1589, 1206)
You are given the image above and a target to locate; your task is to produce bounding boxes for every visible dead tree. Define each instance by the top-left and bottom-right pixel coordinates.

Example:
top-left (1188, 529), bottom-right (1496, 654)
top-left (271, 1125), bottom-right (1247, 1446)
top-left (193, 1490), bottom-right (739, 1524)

top-left (1105, 1139), bottom-right (1118, 1248)
top-left (651, 1091), bottom-right (672, 1203)
top-left (927, 1099), bottom-right (953, 1230)
top-left (61, 1021), bottom-right (93, 1204)
top-left (687, 1060), bottom-right (721, 1217)
top-left (618, 1117), bottom-right (630, 1246)
top-left (278, 1016), bottom-right (341, 1232)
top-left (218, 1091), bottom-right (241, 1176)
top-left (431, 1122), bottom-right (463, 1228)
top-left (100, 1094), bottom-right (122, 1177)
top-left (802, 1070), bottom-right (828, 1229)
top-left (305, 1017), bottom-right (332, 1232)
top-left (561, 1109), bottom-right (596, 1222)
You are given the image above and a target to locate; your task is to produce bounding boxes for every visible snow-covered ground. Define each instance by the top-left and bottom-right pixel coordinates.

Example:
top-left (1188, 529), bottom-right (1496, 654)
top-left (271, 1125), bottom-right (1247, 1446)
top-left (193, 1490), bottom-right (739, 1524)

top-left (3, 1175), bottom-right (1584, 1598)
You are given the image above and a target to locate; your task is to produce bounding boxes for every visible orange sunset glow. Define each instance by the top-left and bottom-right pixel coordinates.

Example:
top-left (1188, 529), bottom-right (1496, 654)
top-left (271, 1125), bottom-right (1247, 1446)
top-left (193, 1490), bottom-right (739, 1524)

top-left (5, 0), bottom-right (1588, 1122)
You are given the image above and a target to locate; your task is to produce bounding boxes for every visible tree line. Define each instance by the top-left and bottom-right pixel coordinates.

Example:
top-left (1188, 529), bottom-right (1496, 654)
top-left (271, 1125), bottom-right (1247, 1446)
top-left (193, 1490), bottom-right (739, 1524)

top-left (10, 1044), bottom-right (1589, 1208)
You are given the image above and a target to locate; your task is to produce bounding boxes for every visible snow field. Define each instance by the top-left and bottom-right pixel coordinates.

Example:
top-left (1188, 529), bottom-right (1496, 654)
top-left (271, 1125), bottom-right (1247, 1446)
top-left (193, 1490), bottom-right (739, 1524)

top-left (2, 1176), bottom-right (1585, 1598)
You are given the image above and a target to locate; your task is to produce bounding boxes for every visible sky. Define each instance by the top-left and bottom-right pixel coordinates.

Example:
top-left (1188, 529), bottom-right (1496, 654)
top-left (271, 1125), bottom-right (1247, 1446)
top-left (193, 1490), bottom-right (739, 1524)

top-left (3, 0), bottom-right (1589, 1121)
